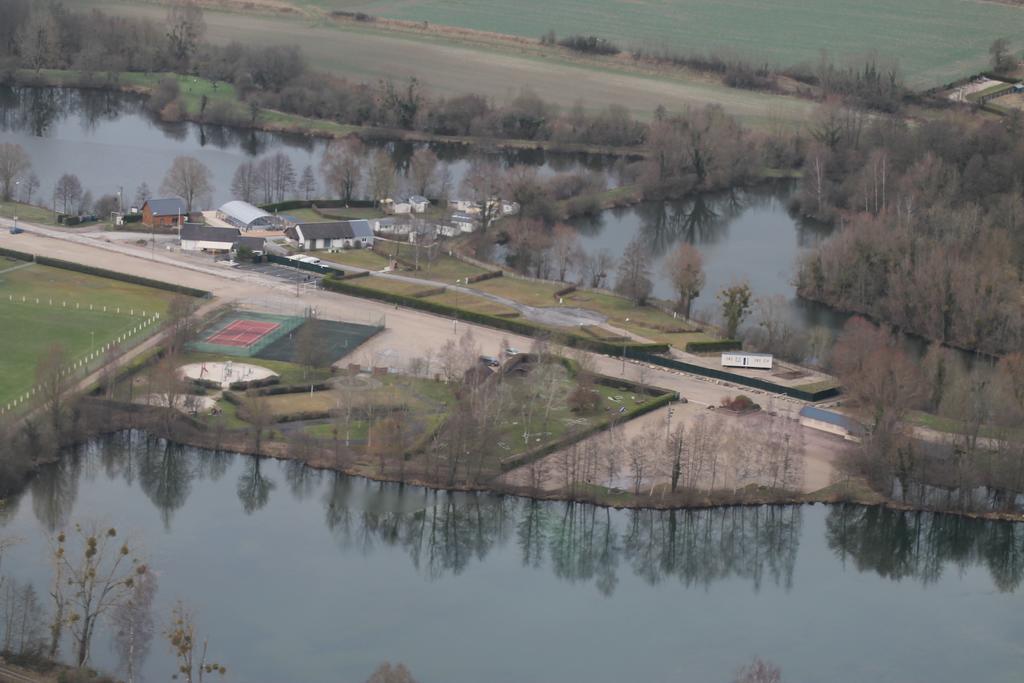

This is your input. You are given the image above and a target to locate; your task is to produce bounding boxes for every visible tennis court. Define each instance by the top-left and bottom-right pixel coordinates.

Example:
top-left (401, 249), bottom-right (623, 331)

top-left (205, 319), bottom-right (281, 348)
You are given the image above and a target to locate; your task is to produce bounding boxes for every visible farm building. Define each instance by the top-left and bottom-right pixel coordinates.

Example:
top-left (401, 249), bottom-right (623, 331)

top-left (286, 220), bottom-right (374, 250)
top-left (180, 223), bottom-right (240, 253)
top-left (234, 235), bottom-right (267, 256)
top-left (721, 352), bottom-right (774, 370)
top-left (798, 406), bottom-right (866, 442)
top-left (141, 197), bottom-right (188, 228)
top-left (217, 200), bottom-right (282, 231)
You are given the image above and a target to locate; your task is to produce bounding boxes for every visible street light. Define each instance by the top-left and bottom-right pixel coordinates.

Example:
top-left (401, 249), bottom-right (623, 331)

top-left (12, 180), bottom-right (19, 230)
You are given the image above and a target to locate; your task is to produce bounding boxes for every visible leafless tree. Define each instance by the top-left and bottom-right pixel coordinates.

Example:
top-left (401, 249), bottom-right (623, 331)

top-left (164, 600), bottom-right (226, 683)
top-left (735, 657), bottom-right (783, 683)
top-left (461, 160), bottom-right (504, 233)
top-left (369, 150), bottom-right (396, 206)
top-left (230, 161), bottom-right (259, 204)
top-left (298, 164), bottom-right (317, 200)
top-left (36, 343), bottom-right (70, 443)
top-left (615, 236), bottom-right (653, 305)
top-left (663, 242), bottom-right (704, 318)
top-left (161, 156), bottom-right (213, 212)
top-left (365, 662), bottom-right (418, 683)
top-left (409, 147), bottom-right (439, 197)
top-left (15, 6), bottom-right (59, 72)
top-left (50, 523), bottom-right (149, 667)
top-left (550, 224), bottom-right (580, 282)
top-left (0, 142), bottom-right (30, 201)
top-left (582, 249), bottom-right (615, 289)
top-left (20, 171), bottom-right (39, 205)
top-left (242, 392), bottom-right (273, 455)
top-left (111, 567), bottom-right (158, 683)
top-left (53, 174), bottom-right (83, 215)
top-left (166, 1), bottom-right (206, 69)
top-left (320, 139), bottom-right (364, 203)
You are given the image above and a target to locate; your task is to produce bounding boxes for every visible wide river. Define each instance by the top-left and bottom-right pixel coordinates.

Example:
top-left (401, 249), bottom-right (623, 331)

top-left (1, 434), bottom-right (1021, 683)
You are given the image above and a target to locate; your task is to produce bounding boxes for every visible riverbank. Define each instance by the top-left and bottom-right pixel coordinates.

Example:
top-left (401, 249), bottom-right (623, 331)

top-left (1, 70), bottom-right (651, 157)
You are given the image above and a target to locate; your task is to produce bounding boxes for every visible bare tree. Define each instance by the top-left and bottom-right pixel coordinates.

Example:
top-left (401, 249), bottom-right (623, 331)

top-left (582, 249), bottom-right (615, 289)
top-left (368, 150), bottom-right (396, 206)
top-left (36, 344), bottom-right (70, 443)
top-left (550, 224), bottom-right (580, 282)
top-left (409, 147), bottom-right (439, 197)
top-left (133, 182), bottom-right (151, 209)
top-left (298, 164), bottom-right (317, 200)
top-left (267, 152), bottom-right (296, 202)
top-left (365, 662), bottom-right (418, 683)
top-left (166, 1), bottom-right (206, 69)
top-left (0, 142), bottom-right (30, 201)
top-left (164, 601), bottom-right (226, 683)
top-left (20, 172), bottom-right (39, 205)
top-left (161, 156), bottom-right (213, 212)
top-left (663, 242), bottom-right (704, 317)
top-left (735, 657), bottom-right (783, 683)
top-left (320, 139), bottom-right (364, 203)
top-left (461, 160), bottom-right (504, 233)
top-left (230, 161), bottom-right (259, 204)
top-left (614, 236), bottom-right (653, 305)
top-left (111, 568), bottom-right (158, 683)
top-left (242, 392), bottom-right (273, 455)
top-left (15, 6), bottom-right (58, 72)
top-left (50, 523), bottom-right (149, 667)
top-left (53, 174), bottom-right (83, 216)
top-left (990, 37), bottom-right (1016, 72)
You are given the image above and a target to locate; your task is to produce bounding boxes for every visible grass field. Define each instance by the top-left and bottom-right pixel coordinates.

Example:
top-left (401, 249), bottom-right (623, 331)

top-left (0, 264), bottom-right (176, 406)
top-left (326, 0), bottom-right (1022, 88)
top-left (76, 0), bottom-right (818, 124)
top-left (0, 202), bottom-right (59, 226)
top-left (317, 249), bottom-right (392, 271)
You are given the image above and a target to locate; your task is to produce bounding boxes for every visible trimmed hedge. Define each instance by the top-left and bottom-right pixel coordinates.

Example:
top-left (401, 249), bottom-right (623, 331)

top-left (0, 246), bottom-right (34, 262)
top-left (411, 286), bottom-right (446, 298)
top-left (554, 284), bottom-right (577, 298)
top-left (466, 270), bottom-right (503, 284)
top-left (337, 270), bottom-right (370, 281)
top-left (227, 376), bottom-right (281, 391)
top-left (260, 199), bottom-right (376, 212)
top-left (17, 253), bottom-right (211, 297)
top-left (321, 275), bottom-right (669, 356)
top-left (252, 382), bottom-right (330, 396)
top-left (685, 339), bottom-right (742, 353)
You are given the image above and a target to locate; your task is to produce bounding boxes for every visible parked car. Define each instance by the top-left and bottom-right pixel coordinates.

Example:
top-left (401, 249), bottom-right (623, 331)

top-left (8, 227), bottom-right (23, 235)
top-left (480, 355), bottom-right (500, 367)
top-left (504, 347), bottom-right (521, 357)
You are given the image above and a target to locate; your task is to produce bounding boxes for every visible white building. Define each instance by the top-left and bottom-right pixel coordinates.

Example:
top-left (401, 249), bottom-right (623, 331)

top-left (179, 223), bottom-right (240, 253)
top-left (217, 200), bottom-right (283, 231)
top-left (449, 212), bottom-right (477, 233)
top-left (285, 220), bottom-right (374, 250)
top-left (406, 195), bottom-right (430, 213)
top-left (799, 406), bottom-right (866, 443)
top-left (721, 352), bottom-right (774, 370)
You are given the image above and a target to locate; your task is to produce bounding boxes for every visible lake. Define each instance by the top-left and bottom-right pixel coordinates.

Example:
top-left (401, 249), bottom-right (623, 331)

top-left (1, 433), bottom-right (1021, 683)
top-left (0, 86), bottom-right (618, 209)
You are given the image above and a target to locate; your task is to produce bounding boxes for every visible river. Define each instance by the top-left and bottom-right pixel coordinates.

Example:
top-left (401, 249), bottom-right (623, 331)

top-left (0, 86), bottom-right (618, 208)
top-left (1, 434), bottom-right (1021, 683)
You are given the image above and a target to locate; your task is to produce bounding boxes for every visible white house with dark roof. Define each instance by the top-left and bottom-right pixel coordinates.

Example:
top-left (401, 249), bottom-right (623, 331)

top-left (180, 223), bottom-right (240, 252)
top-left (285, 220), bottom-right (374, 250)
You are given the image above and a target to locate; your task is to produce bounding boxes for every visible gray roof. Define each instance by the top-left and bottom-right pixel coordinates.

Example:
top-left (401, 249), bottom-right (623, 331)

top-left (145, 197), bottom-right (188, 217)
top-left (406, 195), bottom-right (429, 204)
top-left (219, 200), bottom-right (272, 226)
top-left (180, 223), bottom-right (240, 244)
top-left (296, 221), bottom-right (372, 241)
top-left (799, 406), bottom-right (866, 435)
top-left (234, 236), bottom-right (266, 251)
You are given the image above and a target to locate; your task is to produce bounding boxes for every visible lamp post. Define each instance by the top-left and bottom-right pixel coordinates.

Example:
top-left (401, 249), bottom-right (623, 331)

top-left (12, 180), bottom-right (19, 230)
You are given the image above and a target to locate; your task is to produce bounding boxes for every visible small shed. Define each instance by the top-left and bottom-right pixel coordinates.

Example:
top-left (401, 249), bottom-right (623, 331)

top-left (799, 406), bottom-right (866, 442)
top-left (180, 223), bottom-right (240, 252)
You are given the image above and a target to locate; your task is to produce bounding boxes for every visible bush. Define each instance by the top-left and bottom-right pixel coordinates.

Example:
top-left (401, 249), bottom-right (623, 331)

top-left (719, 394), bottom-right (760, 412)
top-left (558, 35), bottom-right (620, 55)
top-left (466, 270), bottom-right (502, 284)
top-left (567, 385), bottom-right (602, 413)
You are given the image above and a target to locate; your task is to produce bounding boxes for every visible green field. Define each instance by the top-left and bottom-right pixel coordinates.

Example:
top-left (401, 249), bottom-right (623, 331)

top-left (331, 0), bottom-right (1023, 88)
top-left (77, 0), bottom-right (817, 124)
top-left (0, 264), bottom-right (175, 406)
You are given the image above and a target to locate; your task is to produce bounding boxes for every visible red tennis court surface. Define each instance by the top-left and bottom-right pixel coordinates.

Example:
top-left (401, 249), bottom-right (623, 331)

top-left (205, 319), bottom-right (281, 347)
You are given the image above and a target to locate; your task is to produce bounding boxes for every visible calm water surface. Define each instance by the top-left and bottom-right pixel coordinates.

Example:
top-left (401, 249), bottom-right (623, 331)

top-left (0, 87), bottom-right (616, 207)
top-left (1, 434), bottom-right (1021, 683)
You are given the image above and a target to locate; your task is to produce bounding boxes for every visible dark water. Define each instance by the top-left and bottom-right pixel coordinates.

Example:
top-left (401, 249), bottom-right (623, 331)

top-left (1, 434), bottom-right (1021, 683)
top-left (567, 183), bottom-right (848, 334)
top-left (0, 87), bottom-right (617, 208)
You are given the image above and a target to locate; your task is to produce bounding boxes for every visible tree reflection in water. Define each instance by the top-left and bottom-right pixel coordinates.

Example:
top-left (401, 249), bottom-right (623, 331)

top-left (16, 439), bottom-right (1024, 596)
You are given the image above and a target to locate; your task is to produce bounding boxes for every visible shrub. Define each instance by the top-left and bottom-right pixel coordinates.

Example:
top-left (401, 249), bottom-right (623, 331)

top-left (558, 35), bottom-right (620, 55)
top-left (719, 394), bottom-right (760, 412)
top-left (685, 339), bottom-right (742, 353)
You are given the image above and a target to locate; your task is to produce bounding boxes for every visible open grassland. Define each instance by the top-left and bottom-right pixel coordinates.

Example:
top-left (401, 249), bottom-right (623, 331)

top-left (0, 264), bottom-right (175, 405)
top-left (75, 0), bottom-right (817, 124)
top-left (0, 202), bottom-right (59, 225)
top-left (317, 249), bottom-right (392, 271)
top-left (326, 0), bottom-right (1022, 88)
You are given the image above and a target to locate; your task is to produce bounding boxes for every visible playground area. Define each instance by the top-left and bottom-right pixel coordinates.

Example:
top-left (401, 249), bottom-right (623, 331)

top-left (178, 361), bottom-right (279, 389)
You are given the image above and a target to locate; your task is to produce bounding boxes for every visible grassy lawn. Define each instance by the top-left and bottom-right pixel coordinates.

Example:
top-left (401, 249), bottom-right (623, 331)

top-left (0, 201), bottom-right (59, 226)
top-left (262, 375), bottom-right (454, 420)
top-left (0, 264), bottom-right (176, 405)
top-left (907, 411), bottom-right (1023, 441)
top-left (344, 276), bottom-right (437, 297)
top-left (470, 277), bottom-right (562, 306)
top-left (409, 255), bottom-right (491, 284)
top-left (284, 207), bottom-right (387, 222)
top-left (317, 249), bottom-right (392, 271)
top-left (423, 290), bottom-right (520, 318)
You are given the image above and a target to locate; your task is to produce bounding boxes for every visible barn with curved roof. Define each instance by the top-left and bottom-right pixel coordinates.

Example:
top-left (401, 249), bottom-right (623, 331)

top-left (217, 200), bottom-right (281, 231)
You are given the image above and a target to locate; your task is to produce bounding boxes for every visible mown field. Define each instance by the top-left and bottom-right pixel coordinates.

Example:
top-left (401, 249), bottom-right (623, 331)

top-left (0, 264), bottom-right (176, 405)
top-left (326, 0), bottom-right (1022, 87)
top-left (75, 0), bottom-right (817, 124)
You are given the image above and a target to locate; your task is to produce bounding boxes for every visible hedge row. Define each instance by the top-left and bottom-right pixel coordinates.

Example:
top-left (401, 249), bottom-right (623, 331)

top-left (685, 339), bottom-right (742, 353)
top-left (260, 199), bottom-right (376, 212)
top-left (227, 376), bottom-right (281, 391)
top-left (252, 382), bottom-right (330, 396)
top-left (337, 270), bottom-right (370, 281)
top-left (19, 253), bottom-right (211, 298)
top-left (554, 284), bottom-right (577, 298)
top-left (498, 390), bottom-right (676, 472)
top-left (411, 286), bottom-right (446, 298)
top-left (320, 275), bottom-right (669, 356)
top-left (0, 246), bottom-right (34, 262)
top-left (466, 270), bottom-right (503, 284)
